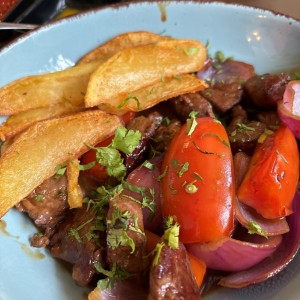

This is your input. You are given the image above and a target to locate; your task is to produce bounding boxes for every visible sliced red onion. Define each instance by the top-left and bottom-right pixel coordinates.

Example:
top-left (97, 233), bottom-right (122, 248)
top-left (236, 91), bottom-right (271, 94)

top-left (235, 198), bottom-right (290, 236)
top-left (278, 80), bottom-right (300, 139)
top-left (125, 156), bottom-right (163, 233)
top-left (186, 234), bottom-right (281, 272)
top-left (219, 190), bottom-right (300, 288)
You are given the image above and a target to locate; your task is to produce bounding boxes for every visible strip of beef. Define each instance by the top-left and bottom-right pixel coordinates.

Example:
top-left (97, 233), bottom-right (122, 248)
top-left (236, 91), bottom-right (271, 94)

top-left (198, 60), bottom-right (255, 113)
top-left (106, 193), bottom-right (147, 274)
top-left (152, 119), bottom-right (182, 153)
top-left (170, 92), bottom-right (215, 122)
top-left (125, 112), bottom-right (163, 171)
top-left (16, 175), bottom-right (69, 229)
top-left (148, 243), bottom-right (200, 300)
top-left (244, 73), bottom-right (291, 108)
top-left (49, 205), bottom-right (107, 286)
top-left (227, 105), bottom-right (266, 155)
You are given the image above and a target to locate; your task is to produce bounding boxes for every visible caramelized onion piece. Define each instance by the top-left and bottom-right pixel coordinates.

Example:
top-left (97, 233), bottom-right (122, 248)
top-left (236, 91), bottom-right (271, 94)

top-left (219, 191), bottom-right (300, 288)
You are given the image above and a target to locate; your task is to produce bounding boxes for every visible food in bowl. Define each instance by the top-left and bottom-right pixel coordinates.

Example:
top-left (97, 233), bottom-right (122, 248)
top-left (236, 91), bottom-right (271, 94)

top-left (0, 29), bottom-right (299, 299)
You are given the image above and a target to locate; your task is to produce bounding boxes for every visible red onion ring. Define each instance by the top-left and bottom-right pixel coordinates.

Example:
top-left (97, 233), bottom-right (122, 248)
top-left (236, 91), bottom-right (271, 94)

top-left (235, 198), bottom-right (290, 236)
top-left (278, 80), bottom-right (300, 139)
top-left (186, 234), bottom-right (282, 272)
top-left (219, 190), bottom-right (300, 288)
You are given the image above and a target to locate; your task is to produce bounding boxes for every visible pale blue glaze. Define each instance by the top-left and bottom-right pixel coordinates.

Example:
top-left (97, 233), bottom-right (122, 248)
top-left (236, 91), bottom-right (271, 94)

top-left (0, 1), bottom-right (300, 299)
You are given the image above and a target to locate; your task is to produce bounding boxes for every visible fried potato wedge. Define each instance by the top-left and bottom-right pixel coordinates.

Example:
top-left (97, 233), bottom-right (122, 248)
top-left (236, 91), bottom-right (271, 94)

top-left (0, 110), bottom-right (121, 218)
top-left (85, 39), bottom-right (207, 108)
top-left (77, 31), bottom-right (171, 64)
top-left (67, 159), bottom-right (83, 209)
top-left (0, 61), bottom-right (100, 115)
top-left (0, 103), bottom-right (85, 141)
top-left (98, 74), bottom-right (207, 113)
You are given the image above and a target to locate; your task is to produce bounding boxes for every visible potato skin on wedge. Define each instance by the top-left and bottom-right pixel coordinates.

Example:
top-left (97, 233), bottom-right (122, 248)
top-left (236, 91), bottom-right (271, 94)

top-left (0, 61), bottom-right (101, 115)
top-left (77, 31), bottom-right (170, 64)
top-left (85, 39), bottom-right (207, 108)
top-left (0, 110), bottom-right (121, 218)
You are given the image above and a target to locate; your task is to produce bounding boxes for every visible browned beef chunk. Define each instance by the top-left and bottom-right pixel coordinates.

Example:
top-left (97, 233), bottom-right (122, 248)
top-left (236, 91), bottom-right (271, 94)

top-left (152, 119), bottom-right (182, 153)
top-left (257, 110), bottom-right (281, 130)
top-left (148, 243), bottom-right (200, 300)
top-left (124, 112), bottom-right (163, 172)
top-left (170, 93), bottom-right (215, 121)
top-left (127, 112), bottom-right (163, 138)
top-left (106, 194), bottom-right (147, 274)
top-left (227, 106), bottom-right (266, 155)
top-left (211, 60), bottom-right (255, 84)
top-left (16, 175), bottom-right (69, 229)
top-left (198, 59), bottom-right (255, 84)
top-left (244, 73), bottom-right (291, 108)
top-left (200, 82), bottom-right (243, 114)
top-left (198, 60), bottom-right (255, 114)
top-left (49, 206), bottom-right (107, 286)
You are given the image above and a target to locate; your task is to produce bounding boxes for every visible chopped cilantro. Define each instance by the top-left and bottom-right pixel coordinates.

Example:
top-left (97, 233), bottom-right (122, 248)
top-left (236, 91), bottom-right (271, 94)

top-left (177, 161), bottom-right (189, 178)
top-left (276, 150), bottom-right (288, 164)
top-left (186, 111), bottom-right (198, 136)
top-left (141, 160), bottom-right (155, 170)
top-left (118, 95), bottom-right (140, 110)
top-left (34, 194), bottom-right (44, 202)
top-left (156, 166), bottom-right (169, 182)
top-left (183, 47), bottom-right (200, 56)
top-left (95, 262), bottom-right (131, 290)
top-left (77, 161), bottom-right (96, 171)
top-left (54, 162), bottom-right (67, 178)
top-left (107, 228), bottom-right (136, 253)
top-left (112, 126), bottom-right (142, 155)
top-left (248, 221), bottom-right (268, 238)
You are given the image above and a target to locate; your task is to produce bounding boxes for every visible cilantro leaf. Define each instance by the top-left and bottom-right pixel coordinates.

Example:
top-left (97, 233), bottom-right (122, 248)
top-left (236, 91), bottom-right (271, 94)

top-left (248, 221), bottom-right (268, 238)
top-left (112, 126), bottom-right (141, 154)
top-left (186, 111), bottom-right (198, 136)
top-left (95, 146), bottom-right (126, 180)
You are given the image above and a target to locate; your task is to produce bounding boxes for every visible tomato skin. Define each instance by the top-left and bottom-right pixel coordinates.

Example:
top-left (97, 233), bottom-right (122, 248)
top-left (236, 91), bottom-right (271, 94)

top-left (237, 125), bottom-right (299, 219)
top-left (161, 117), bottom-right (235, 244)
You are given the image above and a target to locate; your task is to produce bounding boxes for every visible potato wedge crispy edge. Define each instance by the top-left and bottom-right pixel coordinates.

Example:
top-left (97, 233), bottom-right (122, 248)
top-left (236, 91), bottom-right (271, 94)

top-left (0, 61), bottom-right (101, 115)
top-left (98, 74), bottom-right (207, 113)
top-left (0, 103), bottom-right (85, 141)
top-left (77, 31), bottom-right (171, 64)
top-left (85, 39), bottom-right (207, 108)
top-left (0, 110), bottom-right (121, 218)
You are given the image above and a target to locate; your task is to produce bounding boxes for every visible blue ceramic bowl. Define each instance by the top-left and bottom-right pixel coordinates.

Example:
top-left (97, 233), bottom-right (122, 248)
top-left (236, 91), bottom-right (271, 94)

top-left (0, 1), bottom-right (300, 299)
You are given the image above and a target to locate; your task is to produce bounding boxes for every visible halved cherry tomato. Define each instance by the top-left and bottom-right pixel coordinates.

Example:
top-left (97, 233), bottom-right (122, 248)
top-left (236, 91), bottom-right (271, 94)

top-left (80, 111), bottom-right (136, 181)
top-left (237, 124), bottom-right (299, 219)
top-left (161, 117), bottom-right (235, 244)
top-left (145, 230), bottom-right (206, 288)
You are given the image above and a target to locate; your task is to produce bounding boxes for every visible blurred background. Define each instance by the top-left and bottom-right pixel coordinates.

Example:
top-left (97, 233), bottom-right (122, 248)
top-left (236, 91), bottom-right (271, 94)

top-left (0, 0), bottom-right (299, 47)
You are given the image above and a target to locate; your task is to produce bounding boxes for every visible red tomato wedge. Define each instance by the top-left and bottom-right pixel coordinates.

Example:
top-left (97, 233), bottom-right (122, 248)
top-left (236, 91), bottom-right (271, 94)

top-left (237, 124), bottom-right (299, 219)
top-left (161, 117), bottom-right (235, 244)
